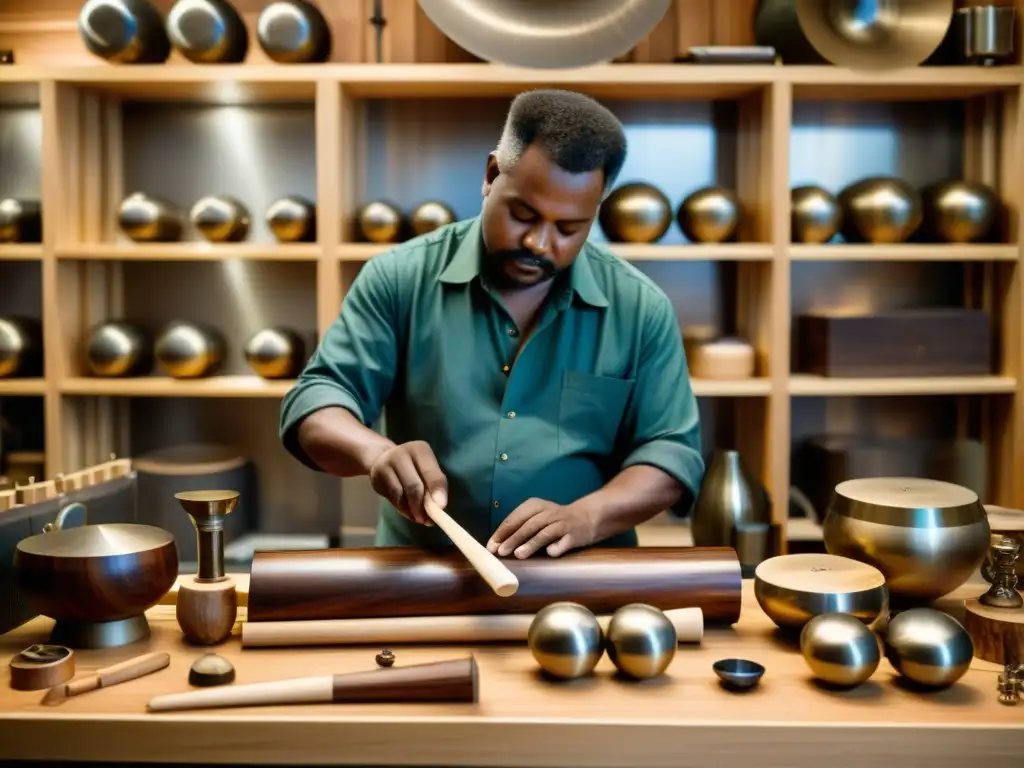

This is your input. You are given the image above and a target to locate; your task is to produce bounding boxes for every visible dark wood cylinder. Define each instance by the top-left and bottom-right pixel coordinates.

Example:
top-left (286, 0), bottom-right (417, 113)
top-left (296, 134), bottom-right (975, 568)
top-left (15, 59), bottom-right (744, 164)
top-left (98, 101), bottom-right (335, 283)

top-left (247, 546), bottom-right (743, 625)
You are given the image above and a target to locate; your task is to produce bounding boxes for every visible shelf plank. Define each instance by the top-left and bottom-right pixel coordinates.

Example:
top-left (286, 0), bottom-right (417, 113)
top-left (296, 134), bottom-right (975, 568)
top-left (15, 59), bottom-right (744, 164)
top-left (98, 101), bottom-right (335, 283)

top-left (790, 375), bottom-right (1018, 397)
top-left (692, 378), bottom-right (771, 397)
top-left (0, 245), bottom-right (44, 261)
top-left (336, 243), bottom-right (774, 262)
top-left (790, 244), bottom-right (1020, 262)
top-left (56, 243), bottom-right (321, 261)
top-left (0, 379), bottom-right (47, 396)
top-left (61, 376), bottom-right (296, 398)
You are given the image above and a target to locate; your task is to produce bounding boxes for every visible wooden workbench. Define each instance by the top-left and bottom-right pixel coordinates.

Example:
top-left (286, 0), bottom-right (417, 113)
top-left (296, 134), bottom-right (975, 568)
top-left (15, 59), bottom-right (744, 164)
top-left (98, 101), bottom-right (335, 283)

top-left (1, 578), bottom-right (1021, 767)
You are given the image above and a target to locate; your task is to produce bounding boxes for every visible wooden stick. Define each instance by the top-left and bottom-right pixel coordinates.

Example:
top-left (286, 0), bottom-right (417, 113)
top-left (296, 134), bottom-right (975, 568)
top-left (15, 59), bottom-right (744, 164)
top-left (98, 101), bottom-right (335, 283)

top-left (241, 607), bottom-right (705, 648)
top-left (146, 657), bottom-right (479, 712)
top-left (423, 495), bottom-right (519, 597)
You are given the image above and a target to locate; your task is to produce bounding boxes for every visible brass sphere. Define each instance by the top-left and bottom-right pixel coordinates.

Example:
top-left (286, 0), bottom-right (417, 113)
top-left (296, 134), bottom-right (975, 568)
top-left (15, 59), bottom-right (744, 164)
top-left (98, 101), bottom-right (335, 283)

top-left (244, 327), bottom-right (306, 379)
top-left (190, 195), bottom-right (250, 243)
top-left (791, 185), bottom-right (840, 244)
top-left (598, 183), bottom-right (672, 243)
top-left (605, 603), bottom-right (676, 680)
top-left (85, 321), bottom-right (150, 378)
top-left (410, 201), bottom-right (456, 237)
top-left (527, 602), bottom-right (604, 680)
top-left (884, 608), bottom-right (974, 689)
top-left (0, 317), bottom-right (42, 378)
top-left (838, 177), bottom-right (922, 244)
top-left (677, 186), bottom-right (741, 244)
top-left (799, 612), bottom-right (881, 688)
top-left (920, 180), bottom-right (1000, 243)
top-left (154, 321), bottom-right (225, 379)
top-left (0, 198), bottom-right (42, 243)
top-left (118, 192), bottom-right (183, 243)
top-left (357, 201), bottom-right (404, 244)
top-left (266, 195), bottom-right (316, 243)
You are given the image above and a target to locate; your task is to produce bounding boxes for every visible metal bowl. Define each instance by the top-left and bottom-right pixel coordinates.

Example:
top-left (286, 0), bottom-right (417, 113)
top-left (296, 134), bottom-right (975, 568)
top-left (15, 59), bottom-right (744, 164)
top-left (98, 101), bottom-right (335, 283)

top-left (712, 658), bottom-right (764, 691)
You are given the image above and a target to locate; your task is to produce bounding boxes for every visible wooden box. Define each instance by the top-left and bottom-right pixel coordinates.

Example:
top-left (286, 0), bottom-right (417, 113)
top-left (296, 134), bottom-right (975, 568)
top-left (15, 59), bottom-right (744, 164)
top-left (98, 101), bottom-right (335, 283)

top-left (795, 309), bottom-right (992, 377)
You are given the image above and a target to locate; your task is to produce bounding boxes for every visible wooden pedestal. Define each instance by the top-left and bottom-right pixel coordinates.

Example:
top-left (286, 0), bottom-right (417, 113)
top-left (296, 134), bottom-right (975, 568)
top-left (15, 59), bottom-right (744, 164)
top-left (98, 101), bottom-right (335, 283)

top-left (963, 597), bottom-right (1024, 665)
top-left (176, 578), bottom-right (238, 645)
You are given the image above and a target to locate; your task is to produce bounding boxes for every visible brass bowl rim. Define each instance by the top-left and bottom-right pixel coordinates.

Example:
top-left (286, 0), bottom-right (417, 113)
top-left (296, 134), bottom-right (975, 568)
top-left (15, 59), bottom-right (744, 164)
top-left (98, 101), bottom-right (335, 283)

top-left (753, 554), bottom-right (887, 599)
top-left (830, 479), bottom-right (987, 529)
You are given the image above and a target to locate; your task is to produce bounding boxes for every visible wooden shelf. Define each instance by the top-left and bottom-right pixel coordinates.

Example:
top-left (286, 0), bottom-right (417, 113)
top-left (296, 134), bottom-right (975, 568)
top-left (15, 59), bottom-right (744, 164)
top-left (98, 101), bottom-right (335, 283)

top-left (60, 376), bottom-right (295, 398)
top-left (56, 243), bottom-right (321, 262)
top-left (790, 244), bottom-right (1019, 261)
top-left (692, 378), bottom-right (771, 397)
top-left (0, 245), bottom-right (43, 261)
top-left (336, 243), bottom-right (774, 262)
top-left (0, 379), bottom-right (47, 395)
top-left (789, 375), bottom-right (1018, 397)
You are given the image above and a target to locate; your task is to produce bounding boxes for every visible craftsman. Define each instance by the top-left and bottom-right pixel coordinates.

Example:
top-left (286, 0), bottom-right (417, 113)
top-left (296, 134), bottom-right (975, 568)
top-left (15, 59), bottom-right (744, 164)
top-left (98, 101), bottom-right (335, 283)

top-left (280, 89), bottom-right (704, 558)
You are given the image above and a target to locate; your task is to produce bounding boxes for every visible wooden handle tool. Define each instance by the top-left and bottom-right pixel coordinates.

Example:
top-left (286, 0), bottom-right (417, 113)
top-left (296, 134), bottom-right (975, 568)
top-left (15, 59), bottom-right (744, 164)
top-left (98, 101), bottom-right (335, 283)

top-left (147, 657), bottom-right (478, 712)
top-left (241, 607), bottom-right (704, 648)
top-left (41, 651), bottom-right (171, 706)
top-left (423, 495), bottom-right (519, 597)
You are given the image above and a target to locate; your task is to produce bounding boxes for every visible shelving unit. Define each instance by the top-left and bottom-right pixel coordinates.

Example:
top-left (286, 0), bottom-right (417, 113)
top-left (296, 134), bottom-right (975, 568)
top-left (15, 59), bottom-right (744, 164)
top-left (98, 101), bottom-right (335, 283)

top-left (0, 60), bottom-right (1022, 547)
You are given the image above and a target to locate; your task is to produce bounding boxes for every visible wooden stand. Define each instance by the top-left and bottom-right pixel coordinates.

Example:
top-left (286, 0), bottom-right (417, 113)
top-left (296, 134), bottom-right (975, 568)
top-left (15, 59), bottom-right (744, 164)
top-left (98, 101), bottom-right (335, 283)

top-left (8, 645), bottom-right (75, 691)
top-left (963, 597), bottom-right (1024, 665)
top-left (176, 579), bottom-right (237, 645)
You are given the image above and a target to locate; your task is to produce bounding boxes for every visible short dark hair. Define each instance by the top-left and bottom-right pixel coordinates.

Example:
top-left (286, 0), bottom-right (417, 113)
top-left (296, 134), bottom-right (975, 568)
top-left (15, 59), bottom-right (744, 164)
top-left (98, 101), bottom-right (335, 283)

top-left (496, 89), bottom-right (627, 194)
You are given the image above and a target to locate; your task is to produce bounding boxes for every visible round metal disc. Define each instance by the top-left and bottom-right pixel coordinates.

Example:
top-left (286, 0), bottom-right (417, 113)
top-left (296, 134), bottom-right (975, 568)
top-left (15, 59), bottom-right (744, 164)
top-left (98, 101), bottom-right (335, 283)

top-left (17, 523), bottom-right (174, 558)
top-left (417, 0), bottom-right (672, 69)
top-left (835, 477), bottom-right (978, 509)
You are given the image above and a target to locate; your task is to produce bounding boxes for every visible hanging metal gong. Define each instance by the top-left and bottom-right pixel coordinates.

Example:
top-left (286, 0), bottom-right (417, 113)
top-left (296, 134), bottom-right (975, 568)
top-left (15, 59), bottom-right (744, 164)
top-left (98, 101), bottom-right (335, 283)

top-left (417, 0), bottom-right (672, 69)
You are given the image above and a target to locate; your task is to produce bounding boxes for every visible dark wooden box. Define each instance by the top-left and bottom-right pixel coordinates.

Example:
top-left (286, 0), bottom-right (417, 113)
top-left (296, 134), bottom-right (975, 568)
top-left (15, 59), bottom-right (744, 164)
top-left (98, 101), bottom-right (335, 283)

top-left (796, 309), bottom-right (992, 377)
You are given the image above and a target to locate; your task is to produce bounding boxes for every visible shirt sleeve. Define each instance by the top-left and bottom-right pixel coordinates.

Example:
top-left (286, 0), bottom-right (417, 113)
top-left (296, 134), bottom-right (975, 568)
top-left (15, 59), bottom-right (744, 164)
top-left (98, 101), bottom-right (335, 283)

top-left (279, 254), bottom-right (399, 471)
top-left (618, 295), bottom-right (705, 514)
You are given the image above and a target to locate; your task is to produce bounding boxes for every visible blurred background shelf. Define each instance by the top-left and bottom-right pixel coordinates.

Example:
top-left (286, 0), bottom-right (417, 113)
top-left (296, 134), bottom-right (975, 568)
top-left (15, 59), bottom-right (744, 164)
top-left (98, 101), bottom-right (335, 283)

top-left (0, 379), bottom-right (47, 396)
top-left (789, 244), bottom-right (1020, 261)
top-left (60, 376), bottom-right (296, 398)
top-left (789, 375), bottom-right (1019, 397)
top-left (0, 245), bottom-right (43, 261)
top-left (56, 244), bottom-right (322, 262)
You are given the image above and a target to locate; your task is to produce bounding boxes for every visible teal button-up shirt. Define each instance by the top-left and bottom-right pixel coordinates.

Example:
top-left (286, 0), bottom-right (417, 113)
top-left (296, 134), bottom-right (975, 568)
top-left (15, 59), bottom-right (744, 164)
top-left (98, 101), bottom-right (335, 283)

top-left (280, 216), bottom-right (704, 548)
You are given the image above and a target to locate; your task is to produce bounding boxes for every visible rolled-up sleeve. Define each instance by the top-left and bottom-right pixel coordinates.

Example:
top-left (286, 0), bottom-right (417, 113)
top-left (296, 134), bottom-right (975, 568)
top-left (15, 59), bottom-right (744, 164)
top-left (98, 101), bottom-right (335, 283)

top-left (279, 255), bottom-right (399, 470)
top-left (619, 296), bottom-right (705, 513)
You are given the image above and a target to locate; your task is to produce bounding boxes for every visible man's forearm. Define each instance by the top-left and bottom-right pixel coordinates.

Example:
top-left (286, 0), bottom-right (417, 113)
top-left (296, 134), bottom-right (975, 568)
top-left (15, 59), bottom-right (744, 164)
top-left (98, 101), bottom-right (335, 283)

top-left (297, 406), bottom-right (395, 478)
top-left (572, 465), bottom-right (685, 542)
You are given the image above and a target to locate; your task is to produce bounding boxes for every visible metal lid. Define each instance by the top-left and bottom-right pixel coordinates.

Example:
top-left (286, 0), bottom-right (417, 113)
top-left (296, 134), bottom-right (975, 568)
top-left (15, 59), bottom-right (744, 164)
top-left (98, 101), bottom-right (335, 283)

top-left (17, 523), bottom-right (174, 558)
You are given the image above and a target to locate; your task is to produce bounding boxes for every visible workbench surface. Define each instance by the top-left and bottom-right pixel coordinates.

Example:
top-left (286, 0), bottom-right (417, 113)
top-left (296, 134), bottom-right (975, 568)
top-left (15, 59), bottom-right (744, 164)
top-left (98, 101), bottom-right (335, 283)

top-left (1, 578), bottom-right (1021, 767)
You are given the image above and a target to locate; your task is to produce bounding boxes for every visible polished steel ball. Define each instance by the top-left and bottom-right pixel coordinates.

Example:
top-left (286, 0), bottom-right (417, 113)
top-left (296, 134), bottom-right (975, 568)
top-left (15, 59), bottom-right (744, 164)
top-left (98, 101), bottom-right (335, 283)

top-left (118, 192), bottom-right (183, 243)
top-left (598, 183), bottom-right (672, 243)
top-left (0, 198), bottom-right (42, 243)
top-left (884, 608), bottom-right (974, 689)
top-left (410, 201), bottom-right (456, 237)
top-left (77, 0), bottom-right (172, 64)
top-left (190, 195), bottom-right (250, 242)
top-left (527, 602), bottom-right (604, 680)
top-left (838, 177), bottom-right (923, 244)
top-left (257, 0), bottom-right (332, 64)
top-left (677, 186), bottom-right (741, 244)
top-left (244, 327), bottom-right (306, 379)
top-left (800, 612), bottom-right (881, 688)
top-left (166, 0), bottom-right (249, 64)
top-left (266, 196), bottom-right (316, 243)
top-left (154, 321), bottom-right (225, 379)
top-left (357, 201), bottom-right (404, 244)
top-left (85, 321), bottom-right (150, 378)
top-left (921, 180), bottom-right (1000, 244)
top-left (0, 317), bottom-right (42, 378)
top-left (605, 603), bottom-right (677, 680)
top-left (791, 185), bottom-right (840, 244)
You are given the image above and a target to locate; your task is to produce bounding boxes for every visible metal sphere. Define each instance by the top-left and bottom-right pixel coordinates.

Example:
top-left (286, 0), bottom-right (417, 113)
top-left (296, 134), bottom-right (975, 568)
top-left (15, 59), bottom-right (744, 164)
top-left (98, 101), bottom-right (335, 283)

top-left (598, 183), bottom-right (672, 243)
top-left (154, 321), bottom-right (225, 379)
top-left (800, 612), bottom-right (881, 688)
top-left (118, 192), bottom-right (183, 243)
top-left (85, 321), bottom-right (149, 378)
top-left (0, 317), bottom-right (42, 378)
top-left (527, 602), bottom-right (604, 680)
top-left (677, 186), bottom-right (741, 244)
top-left (605, 603), bottom-right (677, 680)
top-left (838, 177), bottom-right (923, 244)
top-left (357, 201), bottom-right (404, 244)
top-left (190, 195), bottom-right (250, 243)
top-left (244, 328), bottom-right (306, 379)
top-left (266, 196), bottom-right (316, 243)
top-left (921, 180), bottom-right (1000, 243)
top-left (791, 185), bottom-right (840, 244)
top-left (884, 608), bottom-right (974, 689)
top-left (410, 201), bottom-right (456, 237)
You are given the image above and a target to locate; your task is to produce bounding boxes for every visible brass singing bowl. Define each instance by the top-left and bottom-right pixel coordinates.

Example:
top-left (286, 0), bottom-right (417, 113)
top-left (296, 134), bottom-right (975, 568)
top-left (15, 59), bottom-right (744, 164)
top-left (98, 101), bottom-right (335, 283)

top-left (795, 0), bottom-right (955, 70)
top-left (244, 327), bottom-right (306, 379)
top-left (358, 201), bottom-right (404, 244)
top-left (190, 195), bottom-right (251, 243)
top-left (791, 185), bottom-right (840, 244)
top-left (85, 321), bottom-right (150, 378)
top-left (800, 613), bottom-right (882, 688)
top-left (266, 195), bottom-right (316, 243)
top-left (527, 602), bottom-right (604, 680)
top-left (604, 604), bottom-right (676, 680)
top-left (410, 201), bottom-right (456, 237)
top-left (883, 607), bottom-right (973, 689)
top-left (677, 186), bottom-right (740, 244)
top-left (920, 179), bottom-right (1000, 243)
top-left (754, 553), bottom-right (889, 631)
top-left (598, 183), bottom-right (672, 244)
top-left (838, 177), bottom-right (922, 244)
top-left (118, 192), bottom-right (183, 243)
top-left (823, 477), bottom-right (991, 604)
top-left (154, 321), bottom-right (225, 379)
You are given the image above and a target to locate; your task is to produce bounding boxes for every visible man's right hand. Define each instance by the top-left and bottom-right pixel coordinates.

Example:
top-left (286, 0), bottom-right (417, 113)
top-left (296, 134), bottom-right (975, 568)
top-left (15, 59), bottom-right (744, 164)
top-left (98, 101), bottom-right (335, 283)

top-left (368, 440), bottom-right (448, 526)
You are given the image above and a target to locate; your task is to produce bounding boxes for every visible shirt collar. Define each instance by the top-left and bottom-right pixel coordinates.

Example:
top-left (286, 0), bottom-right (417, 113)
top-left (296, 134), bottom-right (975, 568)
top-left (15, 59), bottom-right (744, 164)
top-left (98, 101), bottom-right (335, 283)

top-left (438, 216), bottom-right (609, 309)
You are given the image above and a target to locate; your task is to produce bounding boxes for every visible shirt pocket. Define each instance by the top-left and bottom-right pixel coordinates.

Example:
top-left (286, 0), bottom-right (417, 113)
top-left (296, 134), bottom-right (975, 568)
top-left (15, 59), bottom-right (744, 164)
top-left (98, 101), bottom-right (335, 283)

top-left (558, 370), bottom-right (636, 456)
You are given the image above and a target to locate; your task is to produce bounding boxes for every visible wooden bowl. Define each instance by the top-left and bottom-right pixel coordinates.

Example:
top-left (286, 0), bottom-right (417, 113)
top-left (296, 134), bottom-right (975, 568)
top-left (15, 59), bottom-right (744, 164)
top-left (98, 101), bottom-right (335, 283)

top-left (754, 553), bottom-right (889, 631)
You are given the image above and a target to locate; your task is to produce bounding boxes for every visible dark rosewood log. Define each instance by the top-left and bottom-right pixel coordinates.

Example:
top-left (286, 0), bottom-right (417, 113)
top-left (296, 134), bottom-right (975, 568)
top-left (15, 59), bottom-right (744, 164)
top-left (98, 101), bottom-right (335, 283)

top-left (247, 546), bottom-right (742, 625)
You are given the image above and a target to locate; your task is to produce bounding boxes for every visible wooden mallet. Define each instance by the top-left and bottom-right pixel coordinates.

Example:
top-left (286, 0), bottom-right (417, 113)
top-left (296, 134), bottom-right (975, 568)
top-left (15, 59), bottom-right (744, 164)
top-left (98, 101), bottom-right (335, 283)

top-left (424, 495), bottom-right (519, 597)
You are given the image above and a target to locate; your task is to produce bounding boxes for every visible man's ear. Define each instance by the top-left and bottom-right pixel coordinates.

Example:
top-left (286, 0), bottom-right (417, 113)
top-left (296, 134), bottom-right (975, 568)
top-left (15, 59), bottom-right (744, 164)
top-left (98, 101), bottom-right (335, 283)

top-left (482, 152), bottom-right (500, 196)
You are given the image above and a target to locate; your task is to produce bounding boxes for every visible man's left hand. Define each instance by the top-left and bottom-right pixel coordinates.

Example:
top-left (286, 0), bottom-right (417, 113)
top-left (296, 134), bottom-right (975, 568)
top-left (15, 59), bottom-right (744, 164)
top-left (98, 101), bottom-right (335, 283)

top-left (486, 498), bottom-right (596, 559)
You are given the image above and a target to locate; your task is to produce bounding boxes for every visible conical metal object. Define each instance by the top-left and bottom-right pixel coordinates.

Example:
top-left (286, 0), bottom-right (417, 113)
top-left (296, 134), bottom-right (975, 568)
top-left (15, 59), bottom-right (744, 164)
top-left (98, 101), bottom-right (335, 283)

top-left (691, 450), bottom-right (770, 548)
top-left (417, 0), bottom-right (672, 69)
top-left (175, 490), bottom-right (238, 582)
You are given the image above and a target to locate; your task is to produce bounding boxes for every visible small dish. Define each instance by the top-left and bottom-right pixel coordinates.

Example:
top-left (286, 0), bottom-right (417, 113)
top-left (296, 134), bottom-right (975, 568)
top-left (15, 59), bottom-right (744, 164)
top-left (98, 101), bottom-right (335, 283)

top-left (713, 658), bottom-right (765, 692)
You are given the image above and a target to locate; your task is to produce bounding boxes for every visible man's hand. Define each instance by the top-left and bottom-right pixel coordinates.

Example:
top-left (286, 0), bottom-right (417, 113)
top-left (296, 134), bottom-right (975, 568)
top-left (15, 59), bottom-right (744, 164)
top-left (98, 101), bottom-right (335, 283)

top-left (368, 440), bottom-right (448, 526)
top-left (486, 498), bottom-right (596, 559)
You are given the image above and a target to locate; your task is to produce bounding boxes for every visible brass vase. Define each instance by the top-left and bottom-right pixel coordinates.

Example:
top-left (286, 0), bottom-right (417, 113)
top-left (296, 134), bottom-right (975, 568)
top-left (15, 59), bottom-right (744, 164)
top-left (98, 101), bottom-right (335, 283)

top-left (691, 450), bottom-right (771, 550)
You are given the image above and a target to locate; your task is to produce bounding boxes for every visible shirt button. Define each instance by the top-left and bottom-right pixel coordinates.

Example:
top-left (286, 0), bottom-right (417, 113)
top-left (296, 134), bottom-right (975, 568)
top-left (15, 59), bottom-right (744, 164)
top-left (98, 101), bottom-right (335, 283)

top-left (502, 365), bottom-right (510, 374)
top-left (507, 327), bottom-right (519, 337)
top-left (507, 411), bottom-right (516, 419)
top-left (493, 500), bottom-right (500, 508)
top-left (499, 453), bottom-right (508, 461)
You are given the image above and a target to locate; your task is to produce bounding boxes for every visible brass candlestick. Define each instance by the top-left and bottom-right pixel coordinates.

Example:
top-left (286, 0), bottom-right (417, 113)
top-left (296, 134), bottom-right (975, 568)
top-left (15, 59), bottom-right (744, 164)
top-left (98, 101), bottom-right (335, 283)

top-left (982, 537), bottom-right (1024, 610)
top-left (174, 490), bottom-right (239, 645)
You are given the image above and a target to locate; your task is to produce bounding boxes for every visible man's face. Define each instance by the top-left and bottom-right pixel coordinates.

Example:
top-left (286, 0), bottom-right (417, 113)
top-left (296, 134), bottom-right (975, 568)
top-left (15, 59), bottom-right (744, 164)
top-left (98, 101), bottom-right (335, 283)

top-left (480, 144), bottom-right (605, 291)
